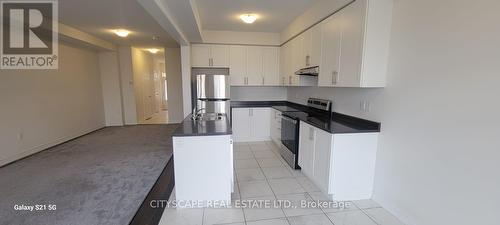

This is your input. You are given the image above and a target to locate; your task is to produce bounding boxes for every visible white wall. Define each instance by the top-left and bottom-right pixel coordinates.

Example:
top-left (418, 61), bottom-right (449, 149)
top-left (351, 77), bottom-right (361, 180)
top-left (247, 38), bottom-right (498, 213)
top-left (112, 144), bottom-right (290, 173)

top-left (0, 43), bottom-right (105, 166)
top-left (117, 47), bottom-right (138, 125)
top-left (202, 30), bottom-right (281, 46)
top-left (180, 45), bottom-right (192, 117)
top-left (165, 47), bottom-right (184, 123)
top-left (231, 87), bottom-right (287, 101)
top-left (288, 1), bottom-right (500, 224)
top-left (98, 51), bottom-right (124, 126)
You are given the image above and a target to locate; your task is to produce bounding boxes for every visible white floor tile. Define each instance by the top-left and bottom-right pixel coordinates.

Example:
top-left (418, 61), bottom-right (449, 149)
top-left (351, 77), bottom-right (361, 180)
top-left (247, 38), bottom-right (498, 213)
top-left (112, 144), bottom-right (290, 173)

top-left (277, 193), bottom-right (323, 217)
top-left (262, 167), bottom-right (294, 179)
top-left (307, 192), bottom-right (358, 213)
top-left (203, 208), bottom-right (245, 225)
top-left (234, 145), bottom-right (251, 152)
top-left (268, 178), bottom-right (305, 195)
top-left (296, 177), bottom-right (321, 192)
top-left (287, 214), bottom-right (333, 225)
top-left (253, 150), bottom-right (278, 159)
top-left (246, 218), bottom-right (290, 225)
top-left (257, 158), bottom-right (284, 168)
top-left (353, 199), bottom-right (380, 209)
top-left (242, 195), bottom-right (285, 221)
top-left (239, 180), bottom-right (274, 198)
top-left (235, 158), bottom-right (260, 169)
top-left (159, 208), bottom-right (204, 225)
top-left (236, 168), bottom-right (266, 181)
top-left (250, 143), bottom-right (271, 151)
top-left (364, 208), bottom-right (405, 225)
top-left (326, 210), bottom-right (377, 225)
top-left (286, 168), bottom-right (305, 177)
top-left (234, 151), bottom-right (255, 159)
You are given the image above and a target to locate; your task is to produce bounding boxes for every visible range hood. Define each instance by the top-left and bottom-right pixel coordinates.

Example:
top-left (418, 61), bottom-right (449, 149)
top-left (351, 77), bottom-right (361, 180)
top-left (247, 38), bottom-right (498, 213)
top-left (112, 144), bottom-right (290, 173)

top-left (295, 66), bottom-right (319, 76)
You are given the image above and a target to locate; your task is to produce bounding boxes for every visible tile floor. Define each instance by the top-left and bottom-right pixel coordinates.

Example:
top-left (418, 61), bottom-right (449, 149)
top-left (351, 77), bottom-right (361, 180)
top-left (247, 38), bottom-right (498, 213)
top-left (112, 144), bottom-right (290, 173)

top-left (159, 141), bottom-right (405, 225)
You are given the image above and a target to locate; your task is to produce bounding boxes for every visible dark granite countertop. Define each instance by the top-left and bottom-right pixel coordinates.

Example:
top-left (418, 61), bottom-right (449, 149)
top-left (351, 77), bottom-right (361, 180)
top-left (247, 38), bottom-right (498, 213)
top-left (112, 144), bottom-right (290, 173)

top-left (172, 114), bottom-right (232, 137)
top-left (231, 101), bottom-right (380, 134)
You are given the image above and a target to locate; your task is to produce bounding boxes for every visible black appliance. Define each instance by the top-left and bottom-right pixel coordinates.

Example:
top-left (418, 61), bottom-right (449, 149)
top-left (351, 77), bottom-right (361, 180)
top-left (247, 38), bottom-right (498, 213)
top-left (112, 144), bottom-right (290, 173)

top-left (280, 98), bottom-right (332, 169)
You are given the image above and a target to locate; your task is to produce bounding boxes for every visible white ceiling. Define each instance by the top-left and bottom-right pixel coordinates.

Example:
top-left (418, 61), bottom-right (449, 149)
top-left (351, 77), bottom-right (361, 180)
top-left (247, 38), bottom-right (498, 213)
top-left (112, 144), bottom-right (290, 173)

top-left (58, 0), bottom-right (179, 48)
top-left (194, 0), bottom-right (318, 32)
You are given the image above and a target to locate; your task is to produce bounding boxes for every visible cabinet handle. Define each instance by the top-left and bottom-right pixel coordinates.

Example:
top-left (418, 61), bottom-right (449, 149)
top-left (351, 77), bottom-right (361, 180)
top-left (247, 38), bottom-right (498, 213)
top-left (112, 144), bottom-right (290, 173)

top-left (249, 109), bottom-right (253, 116)
top-left (309, 127), bottom-right (314, 140)
top-left (306, 55), bottom-right (310, 67)
top-left (282, 77), bottom-right (285, 85)
top-left (262, 77), bottom-right (265, 85)
top-left (331, 71), bottom-right (338, 85)
top-left (289, 76), bottom-right (292, 85)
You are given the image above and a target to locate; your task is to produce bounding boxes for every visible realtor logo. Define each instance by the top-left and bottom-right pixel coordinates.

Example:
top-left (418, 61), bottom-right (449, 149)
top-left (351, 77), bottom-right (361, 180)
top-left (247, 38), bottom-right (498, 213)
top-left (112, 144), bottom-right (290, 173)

top-left (1, 0), bottom-right (58, 69)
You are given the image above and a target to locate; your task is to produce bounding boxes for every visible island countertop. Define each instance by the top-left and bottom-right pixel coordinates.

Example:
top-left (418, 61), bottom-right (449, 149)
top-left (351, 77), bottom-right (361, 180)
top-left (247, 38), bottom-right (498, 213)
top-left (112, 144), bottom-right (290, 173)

top-left (172, 114), bottom-right (232, 137)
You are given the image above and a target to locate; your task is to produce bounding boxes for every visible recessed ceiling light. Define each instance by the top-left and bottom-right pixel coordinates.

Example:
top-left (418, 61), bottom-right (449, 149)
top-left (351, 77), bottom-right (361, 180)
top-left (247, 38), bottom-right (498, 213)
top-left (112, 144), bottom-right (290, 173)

top-left (148, 48), bottom-right (159, 54)
top-left (240, 14), bottom-right (258, 24)
top-left (113, 29), bottom-right (130, 37)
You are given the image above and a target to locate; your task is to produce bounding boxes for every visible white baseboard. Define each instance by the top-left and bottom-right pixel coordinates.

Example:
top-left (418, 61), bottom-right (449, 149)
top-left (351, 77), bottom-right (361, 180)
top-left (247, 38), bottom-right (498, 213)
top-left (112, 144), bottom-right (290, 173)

top-left (0, 125), bottom-right (105, 167)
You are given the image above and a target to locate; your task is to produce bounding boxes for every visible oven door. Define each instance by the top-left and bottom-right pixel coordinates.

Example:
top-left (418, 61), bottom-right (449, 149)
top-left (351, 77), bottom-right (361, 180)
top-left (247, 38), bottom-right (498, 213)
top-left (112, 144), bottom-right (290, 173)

top-left (281, 115), bottom-right (298, 154)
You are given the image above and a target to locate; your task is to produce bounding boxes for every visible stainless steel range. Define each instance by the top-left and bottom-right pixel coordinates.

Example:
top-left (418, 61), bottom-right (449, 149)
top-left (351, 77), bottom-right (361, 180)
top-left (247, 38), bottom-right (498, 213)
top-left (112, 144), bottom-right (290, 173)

top-left (280, 98), bottom-right (331, 169)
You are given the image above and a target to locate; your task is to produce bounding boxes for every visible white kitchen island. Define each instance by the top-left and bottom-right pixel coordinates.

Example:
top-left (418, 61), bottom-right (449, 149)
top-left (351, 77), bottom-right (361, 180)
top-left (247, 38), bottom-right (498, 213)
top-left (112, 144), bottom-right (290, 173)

top-left (171, 115), bottom-right (233, 207)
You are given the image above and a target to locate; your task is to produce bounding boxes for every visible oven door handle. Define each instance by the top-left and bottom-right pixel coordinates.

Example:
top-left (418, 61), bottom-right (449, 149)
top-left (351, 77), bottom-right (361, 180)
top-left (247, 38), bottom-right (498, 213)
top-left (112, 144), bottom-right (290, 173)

top-left (282, 115), bottom-right (297, 124)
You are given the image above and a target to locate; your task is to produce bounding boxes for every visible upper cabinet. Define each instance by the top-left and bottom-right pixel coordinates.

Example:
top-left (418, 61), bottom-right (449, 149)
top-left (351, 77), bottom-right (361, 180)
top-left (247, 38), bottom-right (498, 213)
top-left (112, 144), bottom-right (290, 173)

top-left (191, 44), bottom-right (229, 67)
top-left (227, 45), bottom-right (280, 86)
top-left (284, 0), bottom-right (393, 88)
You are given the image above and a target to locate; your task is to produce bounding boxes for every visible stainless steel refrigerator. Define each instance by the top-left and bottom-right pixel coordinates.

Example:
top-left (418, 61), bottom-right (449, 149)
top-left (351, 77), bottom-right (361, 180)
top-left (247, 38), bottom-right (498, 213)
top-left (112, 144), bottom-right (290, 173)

top-left (191, 68), bottom-right (230, 114)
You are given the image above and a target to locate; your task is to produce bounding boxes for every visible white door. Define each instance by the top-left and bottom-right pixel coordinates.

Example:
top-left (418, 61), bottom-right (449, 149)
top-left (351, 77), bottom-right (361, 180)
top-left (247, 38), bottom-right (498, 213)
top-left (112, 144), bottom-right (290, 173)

top-left (262, 47), bottom-right (279, 86)
top-left (251, 108), bottom-right (271, 141)
top-left (246, 46), bottom-right (263, 85)
top-left (312, 128), bottom-right (333, 193)
top-left (319, 13), bottom-right (342, 87)
top-left (191, 45), bottom-right (210, 67)
top-left (338, 0), bottom-right (365, 87)
top-left (298, 122), bottom-right (315, 176)
top-left (231, 108), bottom-right (251, 142)
top-left (211, 45), bottom-right (229, 67)
top-left (229, 46), bottom-right (246, 86)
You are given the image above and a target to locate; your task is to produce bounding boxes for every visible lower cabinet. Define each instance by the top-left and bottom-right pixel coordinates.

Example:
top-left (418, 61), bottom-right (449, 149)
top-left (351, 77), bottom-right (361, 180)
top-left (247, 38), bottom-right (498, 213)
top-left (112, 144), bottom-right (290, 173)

top-left (298, 121), bottom-right (378, 200)
top-left (232, 108), bottom-right (271, 142)
top-left (270, 109), bottom-right (282, 147)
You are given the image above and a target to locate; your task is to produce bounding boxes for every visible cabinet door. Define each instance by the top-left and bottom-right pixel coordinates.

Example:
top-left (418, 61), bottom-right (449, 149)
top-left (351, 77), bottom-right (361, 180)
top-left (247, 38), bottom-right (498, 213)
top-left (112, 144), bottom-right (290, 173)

top-left (262, 47), bottom-right (279, 86)
top-left (191, 45), bottom-right (210, 67)
top-left (302, 29), bottom-right (312, 67)
top-left (290, 37), bottom-right (303, 86)
top-left (251, 108), bottom-right (271, 141)
top-left (279, 42), bottom-right (291, 86)
top-left (232, 108), bottom-right (251, 142)
top-left (246, 46), bottom-right (264, 85)
top-left (338, 0), bottom-right (365, 87)
top-left (318, 14), bottom-right (342, 87)
top-left (312, 128), bottom-right (333, 193)
top-left (309, 25), bottom-right (322, 67)
top-left (229, 46), bottom-right (246, 86)
top-left (211, 45), bottom-right (230, 67)
top-left (298, 122), bottom-right (315, 177)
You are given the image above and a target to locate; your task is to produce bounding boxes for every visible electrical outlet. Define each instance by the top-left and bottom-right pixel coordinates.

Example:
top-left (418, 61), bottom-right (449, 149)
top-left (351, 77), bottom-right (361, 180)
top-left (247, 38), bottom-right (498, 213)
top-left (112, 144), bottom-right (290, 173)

top-left (18, 132), bottom-right (23, 140)
top-left (365, 101), bottom-right (371, 112)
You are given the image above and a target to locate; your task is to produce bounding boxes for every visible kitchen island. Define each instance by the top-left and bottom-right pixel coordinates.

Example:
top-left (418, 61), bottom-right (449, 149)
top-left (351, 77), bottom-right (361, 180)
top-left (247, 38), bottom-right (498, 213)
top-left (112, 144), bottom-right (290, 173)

top-left (171, 114), bottom-right (233, 207)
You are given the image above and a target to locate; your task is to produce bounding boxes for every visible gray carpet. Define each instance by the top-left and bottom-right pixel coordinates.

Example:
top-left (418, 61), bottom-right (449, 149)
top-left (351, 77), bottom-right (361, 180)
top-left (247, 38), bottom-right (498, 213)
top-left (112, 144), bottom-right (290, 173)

top-left (0, 124), bottom-right (176, 225)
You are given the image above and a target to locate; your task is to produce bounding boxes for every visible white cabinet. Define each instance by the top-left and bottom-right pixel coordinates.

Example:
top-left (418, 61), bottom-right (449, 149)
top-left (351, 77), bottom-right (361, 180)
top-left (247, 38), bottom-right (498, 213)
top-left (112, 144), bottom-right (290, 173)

top-left (298, 122), bottom-right (315, 178)
top-left (279, 41), bottom-right (292, 86)
top-left (270, 109), bottom-right (282, 147)
top-left (231, 108), bottom-right (271, 142)
top-left (318, 13), bottom-right (342, 87)
top-left (262, 47), bottom-right (280, 86)
top-left (302, 25), bottom-right (322, 68)
top-left (246, 46), bottom-right (264, 85)
top-left (229, 46), bottom-right (247, 86)
top-left (191, 44), bottom-right (229, 67)
top-left (298, 121), bottom-right (379, 200)
top-left (229, 46), bottom-right (280, 86)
